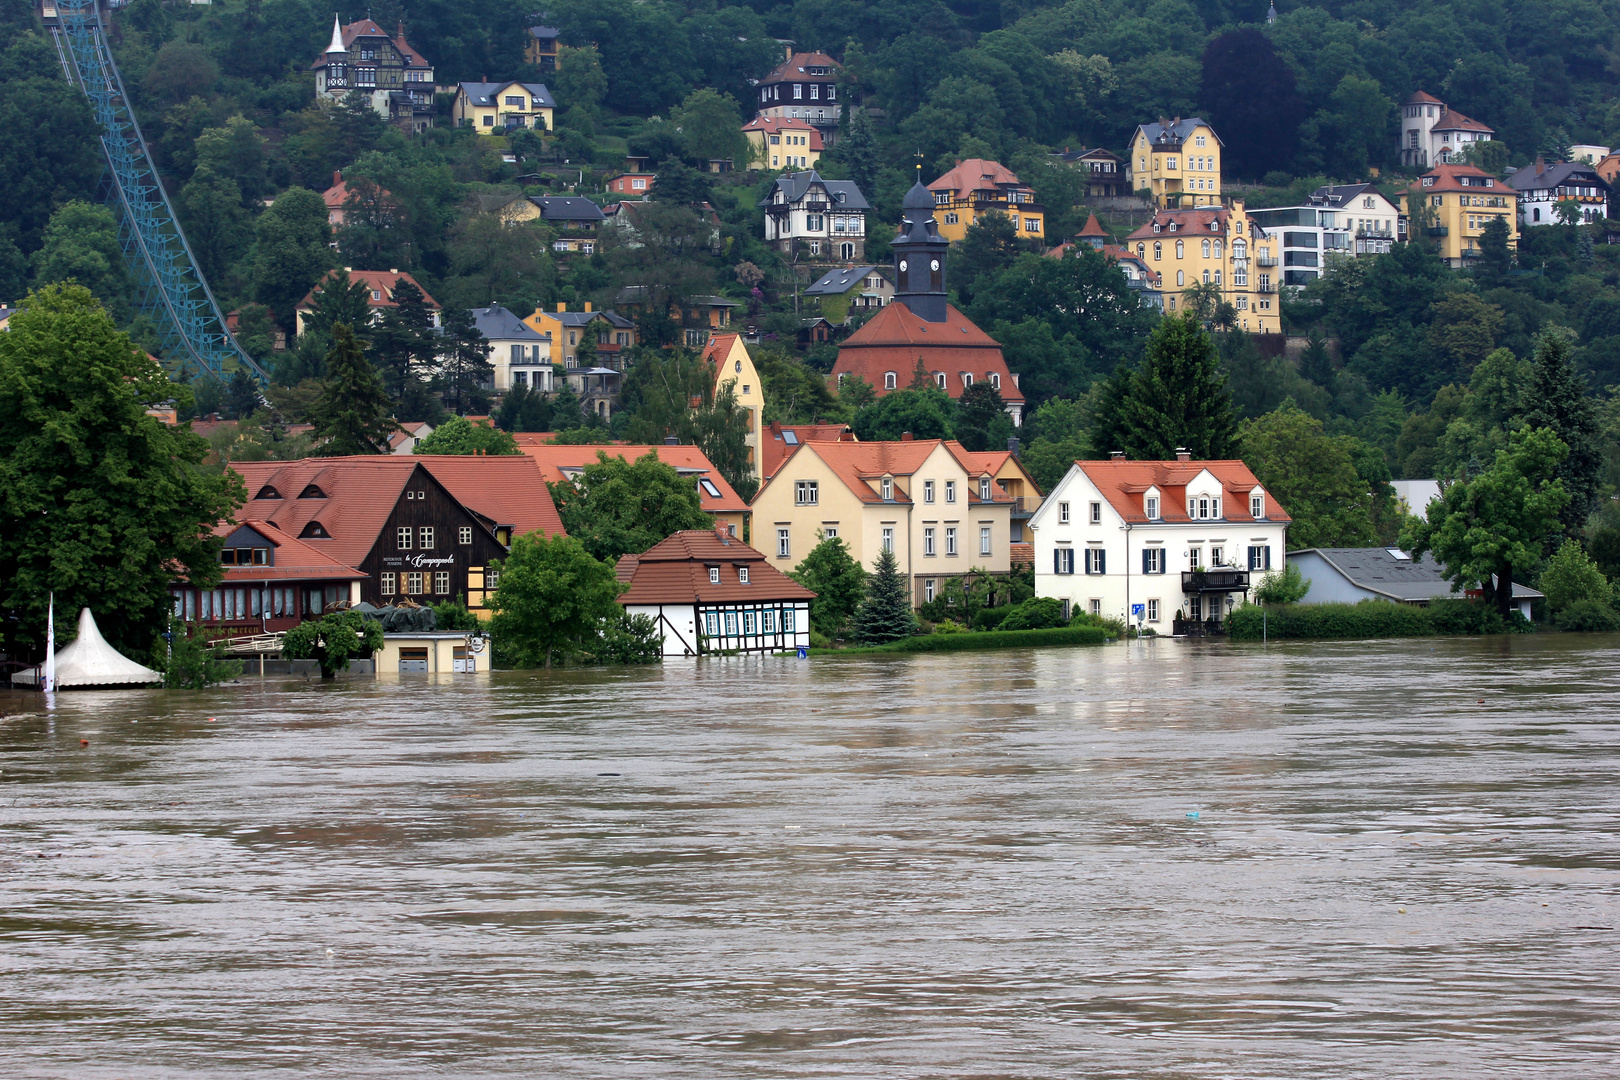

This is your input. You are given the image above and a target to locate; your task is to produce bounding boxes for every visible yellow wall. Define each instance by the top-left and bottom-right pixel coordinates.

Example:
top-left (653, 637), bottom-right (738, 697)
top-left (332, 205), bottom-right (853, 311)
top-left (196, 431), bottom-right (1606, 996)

top-left (1400, 188), bottom-right (1518, 268)
top-left (1130, 124), bottom-right (1222, 207)
top-left (752, 447), bottom-right (879, 575)
top-left (1129, 202), bottom-right (1281, 333)
top-left (745, 127), bottom-right (822, 171)
top-left (375, 634), bottom-right (485, 673)
top-left (711, 336), bottom-right (764, 469)
top-left (453, 84), bottom-right (554, 132)
top-left (933, 202), bottom-right (1044, 243)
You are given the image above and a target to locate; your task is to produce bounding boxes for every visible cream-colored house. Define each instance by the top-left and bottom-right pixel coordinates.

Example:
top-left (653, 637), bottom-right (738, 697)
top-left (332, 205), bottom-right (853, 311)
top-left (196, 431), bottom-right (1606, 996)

top-left (453, 80), bottom-right (555, 131)
top-left (751, 438), bottom-right (1015, 604)
top-left (1128, 118), bottom-right (1222, 207)
top-left (704, 333), bottom-right (763, 472)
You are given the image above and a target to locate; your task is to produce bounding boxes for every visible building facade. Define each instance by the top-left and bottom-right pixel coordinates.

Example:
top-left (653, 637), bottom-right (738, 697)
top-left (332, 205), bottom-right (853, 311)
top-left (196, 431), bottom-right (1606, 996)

top-left (1030, 454), bottom-right (1291, 630)
top-left (471, 305), bottom-right (553, 393)
top-left (742, 116), bottom-right (824, 171)
top-left (1128, 118), bottom-right (1222, 207)
top-left (453, 81), bottom-right (555, 131)
top-left (170, 520), bottom-right (368, 635)
top-left (310, 17), bottom-right (435, 132)
top-left (754, 50), bottom-right (842, 145)
top-left (1124, 203), bottom-right (1281, 332)
top-left (1508, 159), bottom-right (1611, 225)
top-left (760, 170), bottom-right (869, 261)
top-left (295, 269), bottom-right (440, 337)
top-left (1399, 91), bottom-right (1495, 169)
top-left (1398, 162), bottom-right (1518, 269)
top-left (926, 158), bottom-right (1044, 243)
top-left (1052, 147), bottom-right (1127, 197)
top-left (803, 265), bottom-right (894, 322)
top-left (524, 25), bottom-right (559, 72)
top-left (705, 333), bottom-right (764, 471)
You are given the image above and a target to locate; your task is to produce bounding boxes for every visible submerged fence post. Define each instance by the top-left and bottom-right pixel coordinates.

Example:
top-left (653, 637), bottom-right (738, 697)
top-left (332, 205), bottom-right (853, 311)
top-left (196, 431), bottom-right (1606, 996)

top-left (1263, 608), bottom-right (1267, 643)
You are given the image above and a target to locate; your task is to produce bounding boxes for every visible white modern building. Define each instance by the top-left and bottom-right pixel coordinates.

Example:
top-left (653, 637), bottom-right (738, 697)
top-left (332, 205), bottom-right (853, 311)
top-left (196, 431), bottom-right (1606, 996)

top-left (1246, 184), bottom-right (1400, 289)
top-left (469, 305), bottom-right (553, 393)
top-left (1029, 452), bottom-right (1291, 630)
top-left (1400, 91), bottom-right (1495, 169)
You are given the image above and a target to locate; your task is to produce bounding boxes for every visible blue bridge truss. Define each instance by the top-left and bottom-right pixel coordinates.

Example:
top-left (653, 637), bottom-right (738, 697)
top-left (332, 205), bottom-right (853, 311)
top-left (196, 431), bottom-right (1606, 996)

top-left (45, 0), bottom-right (267, 384)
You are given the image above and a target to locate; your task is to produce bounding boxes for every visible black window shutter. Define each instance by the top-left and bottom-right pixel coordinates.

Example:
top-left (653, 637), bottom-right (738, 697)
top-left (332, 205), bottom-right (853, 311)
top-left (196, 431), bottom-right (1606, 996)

top-left (1054, 548), bottom-right (1062, 575)
top-left (1142, 549), bottom-right (1151, 574)
top-left (1098, 549), bottom-right (1106, 575)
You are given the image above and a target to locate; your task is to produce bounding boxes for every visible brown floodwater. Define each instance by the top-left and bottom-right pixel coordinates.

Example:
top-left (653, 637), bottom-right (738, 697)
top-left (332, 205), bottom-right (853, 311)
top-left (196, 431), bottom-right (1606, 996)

top-left (2, 634), bottom-right (1618, 1078)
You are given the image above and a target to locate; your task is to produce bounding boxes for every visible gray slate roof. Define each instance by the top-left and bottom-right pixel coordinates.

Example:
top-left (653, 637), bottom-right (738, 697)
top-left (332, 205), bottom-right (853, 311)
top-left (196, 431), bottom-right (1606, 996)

top-left (1292, 547), bottom-right (1543, 602)
top-left (532, 196), bottom-right (605, 222)
top-left (470, 305), bottom-right (549, 341)
top-left (458, 81), bottom-right (555, 108)
top-left (759, 170), bottom-right (871, 210)
top-left (805, 265), bottom-right (883, 296)
top-left (1311, 182), bottom-right (1386, 206)
top-left (1507, 161), bottom-right (1609, 194)
top-left (1137, 117), bottom-right (1221, 147)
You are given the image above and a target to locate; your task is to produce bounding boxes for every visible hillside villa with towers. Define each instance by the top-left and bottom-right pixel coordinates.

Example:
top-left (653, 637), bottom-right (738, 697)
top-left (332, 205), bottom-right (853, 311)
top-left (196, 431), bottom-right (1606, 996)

top-left (830, 180), bottom-right (1025, 424)
top-left (310, 16), bottom-right (435, 132)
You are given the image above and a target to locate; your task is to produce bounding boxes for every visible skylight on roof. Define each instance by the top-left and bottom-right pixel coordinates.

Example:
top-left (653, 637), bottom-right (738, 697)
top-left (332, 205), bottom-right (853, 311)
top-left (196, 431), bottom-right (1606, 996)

top-left (783, 431), bottom-right (799, 444)
top-left (1387, 548), bottom-right (1411, 560)
top-left (699, 479), bottom-right (722, 498)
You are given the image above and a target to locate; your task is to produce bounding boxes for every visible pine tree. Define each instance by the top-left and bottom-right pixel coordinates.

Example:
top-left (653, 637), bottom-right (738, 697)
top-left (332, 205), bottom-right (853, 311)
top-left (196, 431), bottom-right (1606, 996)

top-left (1476, 215), bottom-right (1512, 287)
top-left (310, 323), bottom-right (398, 455)
top-left (1521, 328), bottom-right (1600, 533)
top-left (1102, 312), bottom-right (1239, 460)
top-left (842, 109), bottom-right (879, 201)
top-left (1299, 327), bottom-right (1334, 388)
top-left (850, 547), bottom-right (919, 644)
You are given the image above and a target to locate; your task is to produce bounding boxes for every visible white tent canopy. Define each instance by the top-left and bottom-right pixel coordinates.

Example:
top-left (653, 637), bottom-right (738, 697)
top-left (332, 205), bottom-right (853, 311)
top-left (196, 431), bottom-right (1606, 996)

top-left (11, 607), bottom-right (162, 689)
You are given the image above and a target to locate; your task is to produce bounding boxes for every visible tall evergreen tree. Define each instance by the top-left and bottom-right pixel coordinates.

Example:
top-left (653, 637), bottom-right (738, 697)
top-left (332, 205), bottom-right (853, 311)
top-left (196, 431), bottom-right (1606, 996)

top-left (1521, 328), bottom-right (1600, 533)
top-left (841, 109), bottom-right (880, 200)
top-left (309, 323), bottom-right (397, 455)
top-left (1476, 215), bottom-right (1512, 288)
top-left (850, 547), bottom-right (918, 644)
top-left (435, 305), bottom-right (492, 415)
top-left (1095, 313), bottom-right (1239, 460)
top-left (299, 268), bottom-right (372, 344)
top-left (1199, 30), bottom-right (1307, 181)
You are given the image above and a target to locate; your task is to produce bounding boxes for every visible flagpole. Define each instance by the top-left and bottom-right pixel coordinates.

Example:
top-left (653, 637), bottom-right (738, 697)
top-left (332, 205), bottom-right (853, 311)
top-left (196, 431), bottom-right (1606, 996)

top-left (43, 592), bottom-right (56, 695)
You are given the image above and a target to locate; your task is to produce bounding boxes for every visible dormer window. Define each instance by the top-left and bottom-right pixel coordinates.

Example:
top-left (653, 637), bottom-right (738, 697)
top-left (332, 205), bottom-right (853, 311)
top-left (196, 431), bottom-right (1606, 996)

top-left (979, 477), bottom-right (992, 501)
top-left (709, 566), bottom-right (720, 583)
top-left (299, 521), bottom-right (329, 539)
top-left (255, 485), bottom-right (282, 500)
top-left (738, 566), bottom-right (749, 583)
top-left (298, 484), bottom-right (326, 499)
top-left (881, 477), bottom-right (893, 501)
top-left (1145, 495), bottom-right (1160, 519)
top-left (1251, 492), bottom-right (1265, 519)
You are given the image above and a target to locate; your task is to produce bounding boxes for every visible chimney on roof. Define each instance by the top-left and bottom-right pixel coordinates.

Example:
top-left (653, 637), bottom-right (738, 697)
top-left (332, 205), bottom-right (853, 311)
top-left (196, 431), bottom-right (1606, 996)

top-left (556, 302), bottom-right (566, 312)
top-left (664, 435), bottom-right (678, 445)
top-left (389, 268), bottom-right (397, 274)
top-left (900, 431), bottom-right (914, 441)
top-left (1536, 155), bottom-right (1545, 176)
top-left (1110, 450), bottom-right (1125, 461)
top-left (584, 301), bottom-right (592, 312)
top-left (333, 170), bottom-right (341, 187)
top-left (1007, 436), bottom-right (1020, 456)
top-left (715, 523), bottom-right (731, 545)
top-left (1175, 447), bottom-right (1190, 462)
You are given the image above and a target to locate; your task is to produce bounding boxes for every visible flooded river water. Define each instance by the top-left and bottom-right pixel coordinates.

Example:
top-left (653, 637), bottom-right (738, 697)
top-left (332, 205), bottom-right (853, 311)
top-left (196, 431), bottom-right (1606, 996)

top-left (2, 635), bottom-right (1618, 1078)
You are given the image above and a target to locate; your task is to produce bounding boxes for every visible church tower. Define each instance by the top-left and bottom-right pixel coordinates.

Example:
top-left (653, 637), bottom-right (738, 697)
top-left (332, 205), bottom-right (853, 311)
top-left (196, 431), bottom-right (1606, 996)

top-left (891, 181), bottom-right (951, 323)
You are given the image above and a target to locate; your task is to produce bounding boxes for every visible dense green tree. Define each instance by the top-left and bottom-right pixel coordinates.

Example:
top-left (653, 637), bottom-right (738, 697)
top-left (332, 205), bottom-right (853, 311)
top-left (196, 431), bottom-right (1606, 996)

top-left (0, 68), bottom-right (101, 254)
top-left (840, 108), bottom-right (881, 199)
top-left (192, 115), bottom-right (269, 204)
top-left (756, 349), bottom-right (844, 424)
top-left (1021, 395), bottom-right (1090, 493)
top-left (1521, 329), bottom-right (1601, 534)
top-left (489, 531), bottom-right (626, 669)
top-left (1094, 313), bottom-right (1238, 461)
top-left (850, 547), bottom-right (919, 644)
top-left (495, 383), bottom-right (553, 433)
top-left (30, 202), bottom-right (132, 322)
top-left (789, 534), bottom-right (868, 638)
top-left (953, 211), bottom-right (1023, 301)
top-left (1240, 404), bottom-right (1375, 549)
top-left (1200, 30), bottom-right (1307, 181)
top-left (446, 213), bottom-right (554, 313)
top-left (547, 449), bottom-right (711, 563)
top-left (297, 268), bottom-right (372, 345)
top-left (252, 189), bottom-right (333, 336)
top-left (1538, 538), bottom-right (1612, 616)
top-left (0, 284), bottom-right (242, 657)
top-left (956, 381), bottom-right (1008, 452)
top-left (552, 45), bottom-right (608, 126)
top-left (670, 87), bottom-right (749, 166)
top-left (1476, 215), bottom-right (1513, 287)
top-left (179, 164), bottom-right (248, 285)
top-left (415, 416), bottom-right (520, 456)
top-left (435, 305), bottom-right (493, 415)
top-left (1402, 426), bottom-right (1570, 619)
top-left (141, 41), bottom-right (219, 107)
top-left (282, 609), bottom-right (383, 679)
top-left (852, 387), bottom-right (957, 442)
top-left (309, 324), bottom-right (397, 456)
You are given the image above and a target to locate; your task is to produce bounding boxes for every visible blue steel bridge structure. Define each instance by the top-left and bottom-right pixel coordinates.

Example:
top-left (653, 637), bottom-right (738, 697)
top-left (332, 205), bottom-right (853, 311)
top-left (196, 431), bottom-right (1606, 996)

top-left (42, 0), bottom-right (268, 384)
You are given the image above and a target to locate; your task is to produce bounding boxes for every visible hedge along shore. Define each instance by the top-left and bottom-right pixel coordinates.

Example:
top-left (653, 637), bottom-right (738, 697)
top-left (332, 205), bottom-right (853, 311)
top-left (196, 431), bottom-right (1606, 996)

top-left (808, 626), bottom-right (1111, 656)
top-left (1224, 598), bottom-right (1530, 641)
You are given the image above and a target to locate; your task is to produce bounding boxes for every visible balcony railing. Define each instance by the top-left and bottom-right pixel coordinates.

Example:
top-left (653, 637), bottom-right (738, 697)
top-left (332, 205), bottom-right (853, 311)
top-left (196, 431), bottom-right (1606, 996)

top-left (1181, 569), bottom-right (1250, 593)
top-left (1256, 256), bottom-right (1277, 266)
top-left (1256, 283), bottom-right (1276, 293)
top-left (1426, 226), bottom-right (1449, 237)
top-left (1010, 496), bottom-right (1041, 515)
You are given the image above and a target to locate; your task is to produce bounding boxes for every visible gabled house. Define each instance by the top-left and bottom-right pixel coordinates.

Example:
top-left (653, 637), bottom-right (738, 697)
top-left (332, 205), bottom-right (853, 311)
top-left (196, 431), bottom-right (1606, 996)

top-left (1125, 203), bottom-right (1280, 331)
top-left (1311, 183), bottom-right (1401, 254)
top-left (615, 288), bottom-right (739, 347)
top-left (803, 265), bottom-right (893, 323)
top-left (1399, 91), bottom-right (1494, 169)
top-left (294, 268), bottom-right (440, 337)
top-left (705, 333), bottom-right (763, 470)
top-left (830, 182), bottom-right (1024, 423)
top-left (1029, 452), bottom-right (1290, 629)
top-left (309, 17), bottom-right (435, 131)
top-left (760, 170), bottom-right (869, 262)
top-left (760, 421), bottom-right (857, 484)
top-left (1128, 118), bottom-right (1222, 207)
top-left (453, 80), bottom-right (555, 131)
top-left (742, 116), bottom-right (824, 171)
top-left (1509, 159), bottom-right (1610, 225)
top-left (1052, 147), bottom-right (1127, 197)
top-left (474, 192), bottom-right (543, 224)
top-left (946, 441), bottom-right (1043, 542)
top-left (605, 173), bottom-right (656, 196)
top-left (1290, 547), bottom-right (1541, 620)
top-left (531, 195), bottom-right (606, 253)
top-left (927, 158), bottom-right (1045, 242)
top-left (616, 528), bottom-right (815, 656)
top-left (750, 436), bottom-right (1016, 604)
top-left (387, 420), bottom-right (435, 454)
top-left (322, 171), bottom-right (396, 230)
top-left (170, 519), bottom-right (369, 634)
top-left (222, 455), bottom-right (565, 617)
top-left (755, 49), bottom-right (842, 145)
top-left (516, 440), bottom-right (752, 537)
top-left (524, 24), bottom-right (559, 72)
top-left (471, 305), bottom-right (553, 393)
top-left (1396, 162), bottom-right (1518, 268)
top-left (523, 302), bottom-right (635, 370)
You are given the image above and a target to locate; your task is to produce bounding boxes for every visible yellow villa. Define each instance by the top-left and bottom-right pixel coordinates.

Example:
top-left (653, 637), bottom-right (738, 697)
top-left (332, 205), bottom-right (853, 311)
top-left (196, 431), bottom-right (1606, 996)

top-left (703, 333), bottom-right (764, 471)
top-left (1129, 118), bottom-right (1222, 207)
top-left (926, 159), bottom-right (1044, 243)
top-left (1124, 201), bottom-right (1281, 333)
top-left (1397, 161), bottom-right (1519, 269)
top-left (750, 437), bottom-right (1016, 604)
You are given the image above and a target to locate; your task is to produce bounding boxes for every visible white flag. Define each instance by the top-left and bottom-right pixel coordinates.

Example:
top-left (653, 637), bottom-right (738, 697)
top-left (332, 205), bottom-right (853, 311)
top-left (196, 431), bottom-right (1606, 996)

top-left (43, 593), bottom-right (56, 694)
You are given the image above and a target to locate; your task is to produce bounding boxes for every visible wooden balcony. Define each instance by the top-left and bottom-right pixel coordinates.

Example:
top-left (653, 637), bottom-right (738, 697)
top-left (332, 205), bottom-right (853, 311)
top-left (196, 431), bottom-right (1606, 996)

top-left (1181, 569), bottom-right (1250, 593)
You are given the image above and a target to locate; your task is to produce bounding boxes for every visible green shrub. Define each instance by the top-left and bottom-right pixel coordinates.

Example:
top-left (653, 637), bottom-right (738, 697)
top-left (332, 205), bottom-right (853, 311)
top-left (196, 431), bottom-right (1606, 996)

top-left (1070, 610), bottom-right (1126, 637)
top-left (160, 620), bottom-right (242, 689)
top-left (999, 596), bottom-right (1068, 631)
top-left (1254, 563), bottom-right (1310, 604)
top-left (1226, 598), bottom-right (1523, 641)
top-left (818, 626), bottom-right (1108, 654)
top-left (809, 629), bottom-right (832, 649)
top-left (972, 605), bottom-right (1013, 631)
top-left (1540, 539), bottom-right (1613, 615)
top-left (934, 618), bottom-right (969, 634)
top-left (1554, 598), bottom-right (1620, 632)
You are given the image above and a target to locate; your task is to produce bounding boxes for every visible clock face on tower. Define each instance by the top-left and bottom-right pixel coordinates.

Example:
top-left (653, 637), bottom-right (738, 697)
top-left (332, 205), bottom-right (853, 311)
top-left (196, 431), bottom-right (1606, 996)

top-left (899, 259), bottom-right (908, 273)
top-left (930, 259), bottom-right (940, 271)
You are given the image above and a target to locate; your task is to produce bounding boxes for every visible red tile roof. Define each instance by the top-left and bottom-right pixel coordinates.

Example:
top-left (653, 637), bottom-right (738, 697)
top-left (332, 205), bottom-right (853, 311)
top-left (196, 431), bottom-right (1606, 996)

top-left (928, 158), bottom-right (1030, 198)
top-left (829, 301), bottom-right (1024, 403)
top-left (321, 173), bottom-right (394, 211)
top-left (760, 421), bottom-right (857, 481)
top-left (763, 439), bottom-right (1015, 506)
top-left (207, 519), bottom-right (368, 583)
top-left (616, 529), bottom-right (816, 605)
top-left (1408, 162), bottom-right (1508, 195)
top-left (1433, 108), bottom-right (1493, 134)
top-left (759, 52), bottom-right (840, 85)
top-left (1009, 542), bottom-right (1034, 567)
top-left (1404, 90), bottom-right (1444, 105)
top-left (740, 117), bottom-right (826, 149)
top-left (298, 268), bottom-right (437, 311)
top-left (227, 455), bottom-right (564, 568)
top-left (1126, 205), bottom-right (1251, 242)
top-left (1074, 459), bottom-right (1291, 525)
top-left (1077, 212), bottom-right (1107, 238)
top-left (513, 441), bottom-right (749, 516)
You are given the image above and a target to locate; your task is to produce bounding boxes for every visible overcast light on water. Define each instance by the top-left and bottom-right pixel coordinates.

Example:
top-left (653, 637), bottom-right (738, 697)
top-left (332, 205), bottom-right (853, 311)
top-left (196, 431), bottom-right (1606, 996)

top-left (2, 635), bottom-right (1618, 1078)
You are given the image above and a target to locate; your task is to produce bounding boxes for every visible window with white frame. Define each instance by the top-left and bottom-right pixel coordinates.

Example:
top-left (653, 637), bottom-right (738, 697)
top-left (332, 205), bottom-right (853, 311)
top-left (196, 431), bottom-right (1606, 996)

top-left (783, 608), bottom-right (795, 632)
top-left (709, 566), bottom-right (720, 583)
top-left (884, 371), bottom-right (896, 390)
top-left (990, 373), bottom-right (1000, 389)
top-left (459, 526), bottom-right (473, 545)
top-left (881, 527), bottom-right (894, 552)
top-left (979, 478), bottom-right (992, 501)
top-left (704, 612), bottom-right (719, 636)
top-left (924, 527), bottom-right (936, 556)
top-left (923, 480), bottom-right (935, 503)
top-left (1146, 495), bottom-right (1159, 519)
top-left (980, 525), bottom-right (991, 555)
top-left (1090, 598), bottom-right (1101, 616)
top-left (397, 526), bottom-right (412, 550)
top-left (743, 611), bottom-right (756, 634)
top-left (1059, 501), bottom-right (1070, 524)
top-left (945, 480), bottom-right (956, 503)
top-left (823, 526), bottom-right (838, 539)
top-left (1084, 548), bottom-right (1105, 574)
top-left (420, 527), bottom-right (434, 550)
top-left (935, 372), bottom-right (946, 389)
top-left (1089, 501), bottom-right (1101, 524)
top-left (925, 579), bottom-right (936, 602)
top-left (945, 527), bottom-right (957, 556)
top-left (725, 611), bottom-right (737, 635)
top-left (738, 567), bottom-right (749, 583)
top-left (795, 480), bottom-right (818, 505)
top-left (1147, 598), bottom-right (1160, 622)
top-left (1054, 547), bottom-right (1075, 574)
top-left (1143, 548), bottom-right (1165, 573)
top-left (881, 478), bottom-right (893, 500)
top-left (762, 609), bottom-right (775, 633)
top-left (1251, 493), bottom-right (1264, 518)
top-left (1248, 545), bottom-right (1272, 571)
top-left (777, 528), bottom-right (790, 558)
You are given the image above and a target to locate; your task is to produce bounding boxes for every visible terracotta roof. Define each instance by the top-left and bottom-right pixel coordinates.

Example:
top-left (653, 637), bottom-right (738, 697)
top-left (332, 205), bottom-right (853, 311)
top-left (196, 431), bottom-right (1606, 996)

top-left (1125, 205), bottom-right (1250, 241)
top-left (1073, 459), bottom-right (1291, 525)
top-left (1404, 90), bottom-right (1444, 105)
top-left (1009, 542), bottom-right (1034, 567)
top-left (392, 25), bottom-right (430, 68)
top-left (616, 530), bottom-right (816, 605)
top-left (298, 269), bottom-right (438, 311)
top-left (761, 421), bottom-right (856, 481)
top-left (944, 442), bottom-right (1013, 485)
top-left (759, 51), bottom-right (840, 85)
top-left (829, 302), bottom-right (1023, 403)
top-left (513, 440), bottom-right (749, 516)
top-left (227, 456), bottom-right (564, 569)
top-left (1077, 212), bottom-right (1107, 238)
top-left (322, 173), bottom-right (394, 210)
top-left (740, 116), bottom-right (826, 148)
top-left (206, 519), bottom-right (368, 583)
top-left (1408, 162), bottom-right (1509, 196)
top-left (762, 439), bottom-right (1012, 507)
top-left (701, 333), bottom-right (741, 370)
top-left (928, 158), bottom-right (1029, 198)
top-left (1433, 108), bottom-right (1493, 135)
